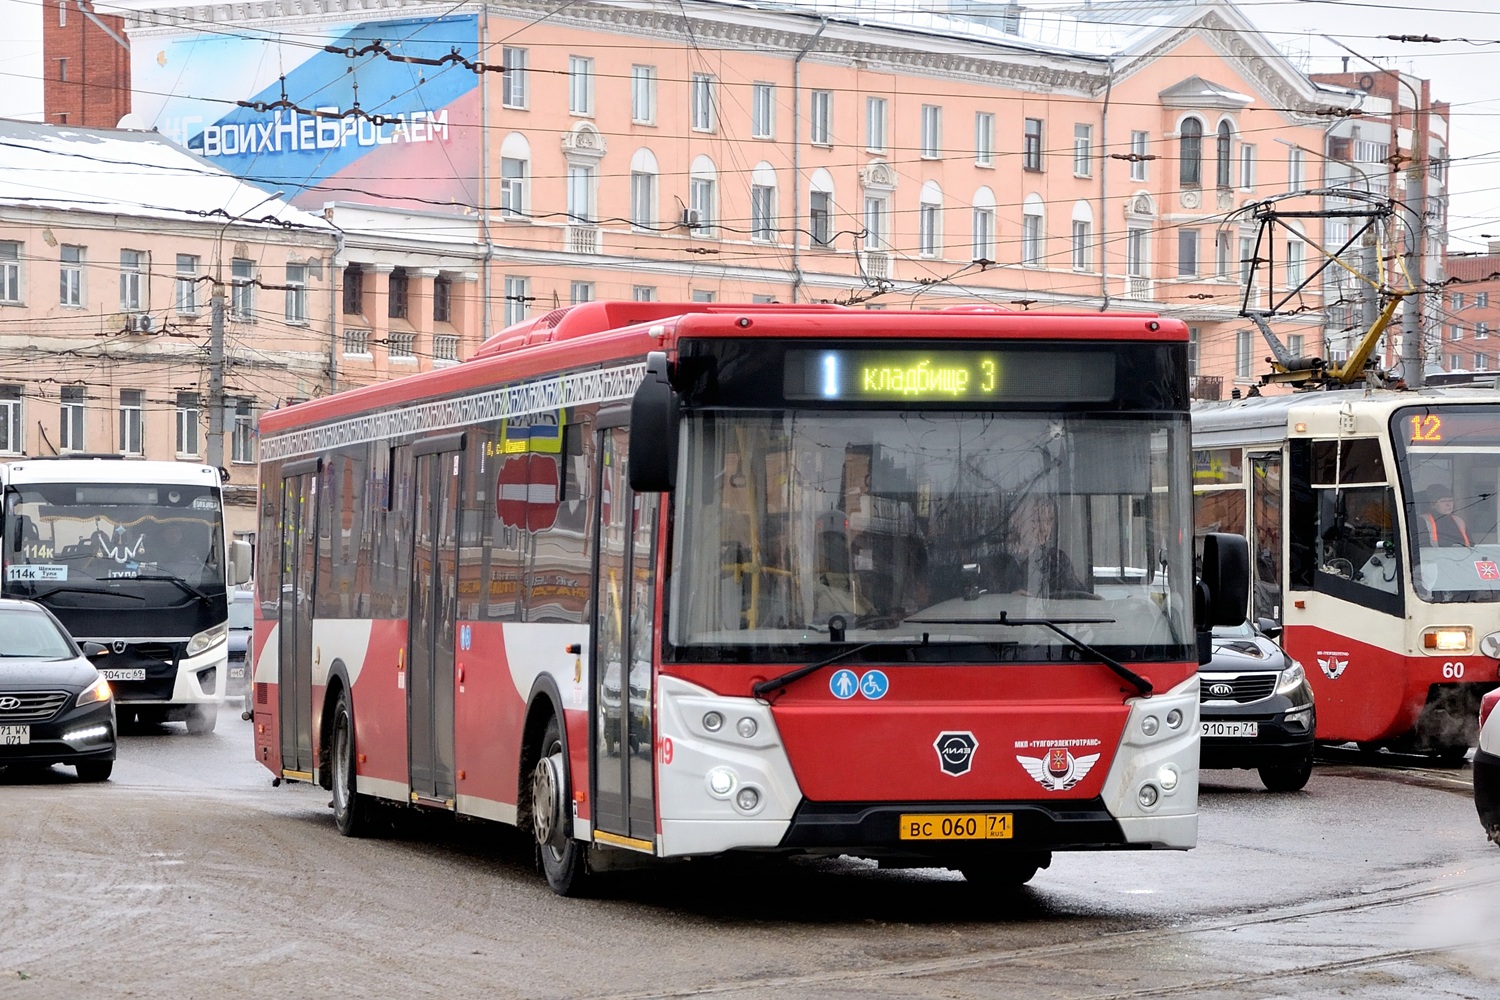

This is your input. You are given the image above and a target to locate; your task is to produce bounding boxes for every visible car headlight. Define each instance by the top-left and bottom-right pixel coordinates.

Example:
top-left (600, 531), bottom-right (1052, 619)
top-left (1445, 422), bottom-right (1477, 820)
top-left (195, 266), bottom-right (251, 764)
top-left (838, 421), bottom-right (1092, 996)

top-left (186, 622), bottom-right (228, 656)
top-left (1275, 659), bottom-right (1306, 696)
top-left (76, 675), bottom-right (112, 707)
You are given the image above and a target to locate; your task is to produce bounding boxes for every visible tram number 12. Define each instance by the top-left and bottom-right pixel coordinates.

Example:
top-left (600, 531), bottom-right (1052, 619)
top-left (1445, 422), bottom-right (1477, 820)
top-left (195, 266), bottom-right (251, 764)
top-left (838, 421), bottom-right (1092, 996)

top-left (1410, 415), bottom-right (1443, 443)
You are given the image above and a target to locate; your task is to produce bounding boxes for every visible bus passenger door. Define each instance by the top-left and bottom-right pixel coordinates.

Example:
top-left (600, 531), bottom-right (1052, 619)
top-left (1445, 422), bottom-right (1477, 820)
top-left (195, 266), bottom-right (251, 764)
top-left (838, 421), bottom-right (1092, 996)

top-left (277, 460), bottom-right (321, 777)
top-left (592, 426), bottom-right (660, 844)
top-left (408, 439), bottom-right (464, 804)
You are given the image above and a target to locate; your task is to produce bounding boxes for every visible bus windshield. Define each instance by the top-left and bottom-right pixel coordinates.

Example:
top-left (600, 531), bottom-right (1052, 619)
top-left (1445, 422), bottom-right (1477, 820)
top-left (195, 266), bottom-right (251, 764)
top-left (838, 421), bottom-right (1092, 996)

top-left (1393, 403), bottom-right (1500, 604)
top-left (669, 410), bottom-right (1194, 662)
top-left (3, 482), bottom-right (227, 607)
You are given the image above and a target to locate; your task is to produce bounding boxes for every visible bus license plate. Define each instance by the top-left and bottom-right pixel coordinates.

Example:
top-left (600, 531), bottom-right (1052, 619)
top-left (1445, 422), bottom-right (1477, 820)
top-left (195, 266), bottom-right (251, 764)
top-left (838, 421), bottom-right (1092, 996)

top-left (899, 813), bottom-right (1012, 840)
top-left (1201, 721), bottom-right (1258, 738)
top-left (229, 667), bottom-right (245, 678)
top-left (0, 725), bottom-right (30, 746)
top-left (100, 668), bottom-right (146, 681)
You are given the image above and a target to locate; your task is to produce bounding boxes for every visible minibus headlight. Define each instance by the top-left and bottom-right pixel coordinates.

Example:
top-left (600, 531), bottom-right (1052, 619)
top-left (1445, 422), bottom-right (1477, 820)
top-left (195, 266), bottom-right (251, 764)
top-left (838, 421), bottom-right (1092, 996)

top-left (186, 622), bottom-right (228, 656)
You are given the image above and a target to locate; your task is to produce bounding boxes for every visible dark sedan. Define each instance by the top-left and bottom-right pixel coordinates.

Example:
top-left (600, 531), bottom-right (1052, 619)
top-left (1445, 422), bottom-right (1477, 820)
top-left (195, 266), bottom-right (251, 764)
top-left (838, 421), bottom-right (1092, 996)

top-left (1475, 689), bottom-right (1500, 846)
top-left (1199, 618), bottom-right (1316, 791)
top-left (0, 597), bottom-right (117, 781)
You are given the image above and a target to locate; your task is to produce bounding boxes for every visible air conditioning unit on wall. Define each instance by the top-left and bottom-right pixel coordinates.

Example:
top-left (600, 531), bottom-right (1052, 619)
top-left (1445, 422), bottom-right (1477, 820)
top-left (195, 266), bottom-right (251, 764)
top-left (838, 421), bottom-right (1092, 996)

top-left (128, 314), bottom-right (156, 334)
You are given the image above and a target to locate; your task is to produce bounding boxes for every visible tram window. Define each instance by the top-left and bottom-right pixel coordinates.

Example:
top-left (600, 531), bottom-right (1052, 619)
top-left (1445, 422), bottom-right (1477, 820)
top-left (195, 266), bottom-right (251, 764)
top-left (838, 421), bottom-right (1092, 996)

top-left (1250, 452), bottom-right (1282, 622)
top-left (1315, 485), bottom-right (1402, 608)
top-left (1312, 439), bottom-right (1386, 485)
top-left (1194, 489), bottom-right (1245, 537)
top-left (1193, 448), bottom-right (1243, 485)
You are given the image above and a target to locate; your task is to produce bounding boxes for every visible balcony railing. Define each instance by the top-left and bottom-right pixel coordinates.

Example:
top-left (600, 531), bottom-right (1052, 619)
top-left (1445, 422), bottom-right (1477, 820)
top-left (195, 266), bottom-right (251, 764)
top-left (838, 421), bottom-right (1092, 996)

top-left (1125, 275), bottom-right (1152, 300)
top-left (860, 250), bottom-right (892, 280)
top-left (566, 224), bottom-right (601, 255)
top-left (1190, 375), bottom-right (1223, 401)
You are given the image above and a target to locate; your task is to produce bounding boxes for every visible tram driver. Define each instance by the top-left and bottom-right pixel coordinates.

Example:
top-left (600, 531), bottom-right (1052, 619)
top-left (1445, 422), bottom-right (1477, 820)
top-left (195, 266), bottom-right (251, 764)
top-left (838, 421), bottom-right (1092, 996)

top-left (1418, 484), bottom-right (1471, 547)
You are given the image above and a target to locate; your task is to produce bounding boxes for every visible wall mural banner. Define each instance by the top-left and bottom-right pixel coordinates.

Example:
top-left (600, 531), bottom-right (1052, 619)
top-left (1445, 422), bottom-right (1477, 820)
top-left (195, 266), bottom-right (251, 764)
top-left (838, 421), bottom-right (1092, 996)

top-left (134, 15), bottom-right (482, 212)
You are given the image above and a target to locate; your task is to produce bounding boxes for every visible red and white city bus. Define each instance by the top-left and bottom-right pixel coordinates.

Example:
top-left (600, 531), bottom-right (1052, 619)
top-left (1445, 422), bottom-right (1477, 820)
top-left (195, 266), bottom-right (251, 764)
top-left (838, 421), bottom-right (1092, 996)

top-left (251, 302), bottom-right (1246, 894)
top-left (1193, 387), bottom-right (1500, 761)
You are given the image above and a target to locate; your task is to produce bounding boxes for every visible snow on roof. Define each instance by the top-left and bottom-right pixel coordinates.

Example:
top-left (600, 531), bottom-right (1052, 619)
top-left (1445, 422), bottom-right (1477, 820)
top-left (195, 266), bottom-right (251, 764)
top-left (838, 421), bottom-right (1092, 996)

top-left (0, 119), bottom-right (332, 233)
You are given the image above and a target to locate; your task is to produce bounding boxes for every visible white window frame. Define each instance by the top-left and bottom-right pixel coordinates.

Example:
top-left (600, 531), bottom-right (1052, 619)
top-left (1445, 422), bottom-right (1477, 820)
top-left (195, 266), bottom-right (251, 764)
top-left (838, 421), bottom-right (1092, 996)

top-left (284, 262), bottom-right (307, 323)
top-left (566, 163), bottom-right (597, 225)
top-left (631, 65), bottom-right (656, 125)
top-left (1072, 220), bottom-right (1091, 271)
top-left (232, 398), bottom-right (255, 464)
top-left (231, 257), bottom-right (254, 320)
top-left (500, 156), bottom-right (528, 219)
top-left (175, 254), bottom-right (199, 315)
top-left (630, 169), bottom-right (657, 231)
top-left (1287, 147), bottom-right (1304, 191)
top-left (1240, 144), bottom-right (1256, 190)
top-left (809, 189), bottom-right (832, 248)
top-left (632, 285), bottom-right (657, 302)
top-left (1179, 229), bottom-right (1200, 276)
top-left (866, 97), bottom-right (887, 153)
top-left (175, 391), bottom-right (200, 457)
top-left (119, 388), bottom-right (143, 456)
top-left (571, 281), bottom-right (594, 305)
top-left (691, 73), bottom-right (716, 133)
top-left (1073, 123), bottom-right (1093, 177)
top-left (0, 242), bottom-right (20, 303)
top-left (0, 385), bottom-right (20, 455)
top-left (752, 83), bottom-right (774, 140)
top-left (1022, 209), bottom-right (1043, 266)
top-left (120, 249), bottom-right (145, 312)
top-left (918, 202), bottom-right (941, 258)
top-left (810, 90), bottom-right (832, 146)
top-left (60, 245), bottom-right (83, 307)
top-left (920, 105), bottom-right (942, 159)
top-left (501, 47), bottom-right (528, 109)
top-left (1130, 131), bottom-right (1148, 181)
top-left (863, 195), bottom-right (886, 250)
top-left (60, 385), bottom-right (85, 453)
top-left (568, 56), bottom-right (594, 116)
top-left (690, 176), bottom-right (715, 233)
top-left (751, 184), bottom-right (776, 242)
top-left (975, 112), bottom-right (995, 167)
top-left (504, 275), bottom-right (529, 327)
top-left (973, 207), bottom-right (995, 262)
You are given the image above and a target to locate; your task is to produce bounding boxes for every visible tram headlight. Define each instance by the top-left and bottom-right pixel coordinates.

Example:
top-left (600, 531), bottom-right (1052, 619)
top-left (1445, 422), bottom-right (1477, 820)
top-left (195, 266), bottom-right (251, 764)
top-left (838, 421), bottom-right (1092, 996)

top-left (1423, 627), bottom-right (1472, 653)
top-left (186, 622), bottom-right (228, 656)
top-left (1275, 660), bottom-right (1307, 696)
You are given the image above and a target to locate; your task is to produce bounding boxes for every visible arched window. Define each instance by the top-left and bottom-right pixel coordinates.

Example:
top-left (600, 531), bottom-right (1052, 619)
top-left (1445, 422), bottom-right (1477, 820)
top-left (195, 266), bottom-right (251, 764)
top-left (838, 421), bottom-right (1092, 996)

top-left (629, 148), bottom-right (659, 231)
top-left (809, 168), bottom-right (835, 248)
top-left (1180, 118), bottom-right (1203, 187)
top-left (750, 162), bottom-right (777, 242)
top-left (500, 132), bottom-right (531, 219)
top-left (1070, 200), bottom-right (1094, 272)
top-left (1216, 121), bottom-right (1233, 189)
top-left (972, 186), bottom-right (996, 262)
top-left (918, 181), bottom-right (943, 258)
top-left (1022, 193), bottom-right (1045, 266)
top-left (689, 155), bottom-right (717, 232)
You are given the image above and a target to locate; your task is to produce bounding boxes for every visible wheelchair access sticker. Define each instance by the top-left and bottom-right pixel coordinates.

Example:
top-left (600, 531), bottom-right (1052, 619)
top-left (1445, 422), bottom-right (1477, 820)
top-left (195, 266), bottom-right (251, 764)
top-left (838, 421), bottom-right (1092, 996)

top-left (829, 668), bottom-right (889, 700)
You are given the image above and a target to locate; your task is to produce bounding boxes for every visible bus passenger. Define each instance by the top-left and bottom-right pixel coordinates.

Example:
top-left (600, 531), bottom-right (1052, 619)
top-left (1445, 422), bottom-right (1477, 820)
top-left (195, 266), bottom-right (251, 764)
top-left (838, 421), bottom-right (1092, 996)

top-left (1419, 484), bottom-right (1470, 547)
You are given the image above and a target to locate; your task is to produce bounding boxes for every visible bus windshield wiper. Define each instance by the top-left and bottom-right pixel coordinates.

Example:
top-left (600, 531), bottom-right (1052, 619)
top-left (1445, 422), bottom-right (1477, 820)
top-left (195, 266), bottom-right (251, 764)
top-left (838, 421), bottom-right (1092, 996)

top-left (131, 573), bottom-right (214, 606)
top-left (5, 584), bottom-right (144, 602)
top-left (751, 634), bottom-right (931, 703)
top-left (907, 611), bottom-right (1152, 696)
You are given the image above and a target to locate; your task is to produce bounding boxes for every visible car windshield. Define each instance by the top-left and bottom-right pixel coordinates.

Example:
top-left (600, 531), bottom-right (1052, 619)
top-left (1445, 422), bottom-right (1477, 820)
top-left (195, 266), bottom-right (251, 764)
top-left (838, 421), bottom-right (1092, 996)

top-left (1211, 619), bottom-right (1256, 639)
top-left (668, 409), bottom-right (1195, 663)
top-left (0, 608), bottom-right (74, 659)
top-left (228, 597), bottom-right (254, 629)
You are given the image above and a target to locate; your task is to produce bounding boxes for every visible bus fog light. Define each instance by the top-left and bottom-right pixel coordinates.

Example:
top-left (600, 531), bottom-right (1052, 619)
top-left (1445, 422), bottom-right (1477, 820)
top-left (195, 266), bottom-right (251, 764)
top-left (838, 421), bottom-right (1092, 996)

top-left (735, 786), bottom-right (761, 812)
top-left (706, 766), bottom-right (737, 798)
top-left (1138, 783), bottom-right (1159, 808)
top-left (736, 717), bottom-right (758, 739)
top-left (1166, 709), bottom-right (1183, 729)
top-left (1141, 715), bottom-right (1159, 737)
top-left (1157, 765), bottom-right (1179, 792)
top-left (702, 711), bottom-right (724, 732)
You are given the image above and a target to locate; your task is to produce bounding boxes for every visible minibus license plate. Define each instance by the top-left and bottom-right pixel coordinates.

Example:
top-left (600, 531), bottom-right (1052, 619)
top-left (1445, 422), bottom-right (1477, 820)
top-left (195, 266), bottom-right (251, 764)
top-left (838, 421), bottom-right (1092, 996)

top-left (100, 668), bottom-right (146, 681)
top-left (0, 725), bottom-right (31, 745)
top-left (1201, 721), bottom-right (1258, 738)
top-left (899, 813), bottom-right (1012, 840)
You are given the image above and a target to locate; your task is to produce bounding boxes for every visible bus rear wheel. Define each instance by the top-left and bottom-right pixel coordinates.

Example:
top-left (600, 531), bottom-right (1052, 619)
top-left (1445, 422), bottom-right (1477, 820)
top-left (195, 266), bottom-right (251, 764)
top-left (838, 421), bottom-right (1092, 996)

top-left (531, 715), bottom-right (590, 896)
top-left (331, 689), bottom-right (374, 837)
top-left (959, 852), bottom-right (1050, 889)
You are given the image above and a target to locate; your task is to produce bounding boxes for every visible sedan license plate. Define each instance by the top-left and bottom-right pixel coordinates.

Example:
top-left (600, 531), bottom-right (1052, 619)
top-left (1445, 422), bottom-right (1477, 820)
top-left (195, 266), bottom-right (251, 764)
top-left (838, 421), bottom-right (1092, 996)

top-left (0, 725), bottom-right (31, 746)
top-left (899, 813), bottom-right (1012, 840)
top-left (100, 668), bottom-right (147, 681)
top-left (1201, 720), bottom-right (1259, 738)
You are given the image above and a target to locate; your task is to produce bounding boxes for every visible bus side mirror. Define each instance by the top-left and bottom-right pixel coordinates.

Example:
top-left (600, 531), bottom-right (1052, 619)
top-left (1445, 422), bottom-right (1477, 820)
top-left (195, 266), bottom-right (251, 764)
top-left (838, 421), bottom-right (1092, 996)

top-left (231, 540), bottom-right (253, 586)
top-left (1195, 531), bottom-right (1250, 630)
top-left (629, 350), bottom-right (680, 493)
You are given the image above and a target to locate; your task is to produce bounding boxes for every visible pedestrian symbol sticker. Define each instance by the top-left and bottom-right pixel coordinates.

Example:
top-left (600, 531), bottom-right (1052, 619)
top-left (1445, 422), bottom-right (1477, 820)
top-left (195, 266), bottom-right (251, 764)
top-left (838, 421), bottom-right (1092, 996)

top-left (830, 669), bottom-right (859, 699)
top-left (859, 670), bottom-right (889, 700)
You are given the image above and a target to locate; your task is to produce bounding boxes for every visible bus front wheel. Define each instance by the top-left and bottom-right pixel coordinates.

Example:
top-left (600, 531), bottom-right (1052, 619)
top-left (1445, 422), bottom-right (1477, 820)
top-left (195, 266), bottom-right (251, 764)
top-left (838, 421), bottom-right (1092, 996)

top-left (531, 715), bottom-right (590, 896)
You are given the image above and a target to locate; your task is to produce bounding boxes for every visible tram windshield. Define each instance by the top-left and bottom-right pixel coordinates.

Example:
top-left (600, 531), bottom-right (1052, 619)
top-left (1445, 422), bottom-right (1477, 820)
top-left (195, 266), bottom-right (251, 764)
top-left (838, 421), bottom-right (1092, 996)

top-left (1392, 404), bottom-right (1500, 604)
top-left (668, 410), bottom-right (1195, 663)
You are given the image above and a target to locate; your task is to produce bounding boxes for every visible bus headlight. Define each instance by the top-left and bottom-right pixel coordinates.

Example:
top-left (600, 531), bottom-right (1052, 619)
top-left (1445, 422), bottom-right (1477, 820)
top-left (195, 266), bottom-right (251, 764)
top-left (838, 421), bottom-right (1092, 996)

top-left (1275, 660), bottom-right (1306, 696)
top-left (186, 622), bottom-right (228, 656)
top-left (76, 675), bottom-right (112, 707)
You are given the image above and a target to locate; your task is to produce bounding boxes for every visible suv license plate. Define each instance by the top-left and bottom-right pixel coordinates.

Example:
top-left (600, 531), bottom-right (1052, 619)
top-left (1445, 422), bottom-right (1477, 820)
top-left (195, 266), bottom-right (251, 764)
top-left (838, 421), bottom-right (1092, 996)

top-left (0, 725), bottom-right (31, 745)
top-left (1202, 721), bottom-right (1259, 738)
top-left (899, 813), bottom-right (1012, 840)
top-left (100, 668), bottom-right (147, 681)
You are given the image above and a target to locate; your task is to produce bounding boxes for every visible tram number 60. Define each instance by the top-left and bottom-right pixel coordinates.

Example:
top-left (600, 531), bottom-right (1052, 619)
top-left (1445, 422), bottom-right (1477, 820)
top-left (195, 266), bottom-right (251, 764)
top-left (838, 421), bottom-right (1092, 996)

top-left (1443, 661), bottom-right (1465, 679)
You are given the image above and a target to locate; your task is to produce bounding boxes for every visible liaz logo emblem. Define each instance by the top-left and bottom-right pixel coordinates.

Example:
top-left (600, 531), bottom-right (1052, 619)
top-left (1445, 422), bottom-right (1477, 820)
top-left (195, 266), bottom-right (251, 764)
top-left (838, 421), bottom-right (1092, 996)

top-left (1017, 748), bottom-right (1100, 791)
top-left (933, 731), bottom-right (978, 776)
top-left (1317, 651), bottom-right (1349, 679)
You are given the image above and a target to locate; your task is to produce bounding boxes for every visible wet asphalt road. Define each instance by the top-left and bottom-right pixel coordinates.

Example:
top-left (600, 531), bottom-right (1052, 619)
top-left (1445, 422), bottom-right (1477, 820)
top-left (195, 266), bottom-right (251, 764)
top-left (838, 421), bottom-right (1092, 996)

top-left (3, 712), bottom-right (1499, 999)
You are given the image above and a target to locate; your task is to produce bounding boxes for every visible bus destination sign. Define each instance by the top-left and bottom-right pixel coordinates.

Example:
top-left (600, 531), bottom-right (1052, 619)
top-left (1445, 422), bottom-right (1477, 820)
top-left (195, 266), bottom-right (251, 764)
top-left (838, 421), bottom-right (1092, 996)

top-left (783, 347), bottom-right (1115, 403)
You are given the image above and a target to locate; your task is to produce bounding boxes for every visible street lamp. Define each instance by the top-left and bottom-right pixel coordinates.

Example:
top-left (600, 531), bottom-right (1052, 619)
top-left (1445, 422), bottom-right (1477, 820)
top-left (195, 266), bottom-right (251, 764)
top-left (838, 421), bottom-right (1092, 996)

top-left (209, 189), bottom-right (285, 469)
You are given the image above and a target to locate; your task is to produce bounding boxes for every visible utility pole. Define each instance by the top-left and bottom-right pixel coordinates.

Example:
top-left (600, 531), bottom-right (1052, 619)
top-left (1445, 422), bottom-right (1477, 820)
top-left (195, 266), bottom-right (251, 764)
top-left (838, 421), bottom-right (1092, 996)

top-left (208, 281), bottom-right (225, 468)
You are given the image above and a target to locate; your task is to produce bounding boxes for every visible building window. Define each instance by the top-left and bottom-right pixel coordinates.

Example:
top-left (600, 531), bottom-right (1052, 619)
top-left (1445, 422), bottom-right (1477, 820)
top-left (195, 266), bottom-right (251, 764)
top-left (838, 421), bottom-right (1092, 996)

top-left (567, 163), bottom-right (597, 225)
top-left (1237, 329), bottom-right (1254, 378)
top-left (1286, 333), bottom-right (1304, 359)
top-left (1216, 121), bottom-right (1233, 188)
top-left (1239, 235), bottom-right (1256, 285)
top-left (500, 156), bottom-right (528, 219)
top-left (1239, 144), bottom-right (1256, 189)
top-left (232, 399), bottom-right (255, 464)
top-left (58, 0), bottom-right (64, 26)
top-left (752, 83), bottom-right (774, 139)
top-left (973, 207), bottom-right (996, 262)
top-left (388, 267), bottom-right (408, 319)
top-left (810, 90), bottom-right (832, 146)
top-left (230, 257), bottom-right (253, 319)
top-left (60, 245), bottom-right (83, 307)
top-left (690, 73), bottom-right (716, 132)
top-left (501, 47), bottom-right (528, 108)
top-left (810, 190), bottom-right (832, 247)
top-left (1216, 233), bottom-right (1231, 277)
top-left (1453, 292), bottom-right (1465, 310)
top-left (389, 332), bottom-right (415, 359)
top-left (57, 58), bottom-right (67, 83)
top-left (571, 281), bottom-right (594, 305)
top-left (1022, 196), bottom-right (1044, 266)
top-left (60, 386), bottom-right (85, 452)
top-left (175, 392), bottom-right (200, 457)
top-left (920, 105), bottom-right (942, 159)
top-left (631, 65), bottom-right (656, 125)
top-left (1073, 123), bottom-right (1093, 177)
top-left (1452, 324), bottom-right (1463, 341)
top-left (751, 184), bottom-right (776, 242)
top-left (691, 290), bottom-right (715, 303)
top-left (1188, 328), bottom-right (1200, 375)
top-left (343, 328), bottom-right (370, 356)
top-left (433, 275), bottom-right (452, 323)
top-left (1178, 229), bottom-right (1200, 276)
top-left (0, 385), bottom-right (20, 454)
top-left (1130, 131), bottom-right (1149, 181)
top-left (630, 168), bottom-right (657, 231)
top-left (974, 112), bottom-right (995, 166)
top-left (1180, 118), bottom-right (1203, 187)
top-left (1072, 220), bottom-right (1091, 271)
top-left (285, 262), bottom-right (307, 323)
top-left (116, 388), bottom-right (144, 456)
top-left (1023, 118), bottom-right (1043, 171)
top-left (1286, 241), bottom-right (1304, 286)
top-left (918, 202), bottom-right (940, 258)
top-left (503, 276), bottom-right (529, 326)
top-left (1127, 227), bottom-right (1149, 278)
top-left (1479, 322), bottom-right (1490, 340)
top-left (568, 56), bottom-right (594, 116)
top-left (120, 249), bottom-right (146, 311)
top-left (342, 265), bottom-right (363, 315)
top-left (1479, 292), bottom-right (1490, 309)
top-left (863, 196), bottom-right (886, 250)
top-left (632, 286), bottom-right (657, 302)
top-left (434, 335), bottom-right (459, 362)
top-left (1287, 147), bottom-right (1304, 191)
top-left (174, 254), bottom-right (199, 314)
top-left (690, 176), bottom-right (715, 232)
top-left (867, 98), bottom-right (887, 153)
